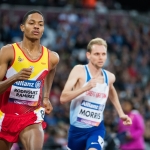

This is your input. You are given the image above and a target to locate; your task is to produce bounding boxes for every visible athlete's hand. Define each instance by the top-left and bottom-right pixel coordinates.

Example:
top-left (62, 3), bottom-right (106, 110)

top-left (84, 78), bottom-right (97, 91)
top-left (120, 114), bottom-right (132, 125)
top-left (43, 98), bottom-right (53, 114)
top-left (15, 68), bottom-right (32, 81)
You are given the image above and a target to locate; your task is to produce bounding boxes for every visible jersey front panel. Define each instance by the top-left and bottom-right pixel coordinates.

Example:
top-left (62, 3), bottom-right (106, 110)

top-left (70, 65), bottom-right (109, 128)
top-left (0, 43), bottom-right (49, 114)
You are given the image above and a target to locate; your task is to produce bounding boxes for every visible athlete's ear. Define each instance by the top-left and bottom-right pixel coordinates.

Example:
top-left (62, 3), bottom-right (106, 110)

top-left (86, 52), bottom-right (91, 60)
top-left (20, 24), bottom-right (25, 32)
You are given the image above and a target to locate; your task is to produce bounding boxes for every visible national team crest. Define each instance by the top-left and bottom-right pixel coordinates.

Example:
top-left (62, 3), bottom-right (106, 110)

top-left (18, 56), bottom-right (24, 62)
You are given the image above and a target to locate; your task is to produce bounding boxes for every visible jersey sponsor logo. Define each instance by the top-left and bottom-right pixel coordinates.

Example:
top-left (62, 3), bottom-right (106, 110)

top-left (77, 117), bottom-right (100, 126)
top-left (98, 136), bottom-right (104, 148)
top-left (11, 99), bottom-right (38, 106)
top-left (41, 62), bottom-right (46, 65)
top-left (81, 100), bottom-right (105, 111)
top-left (35, 81), bottom-right (41, 88)
top-left (91, 142), bottom-right (98, 144)
top-left (86, 90), bottom-right (107, 98)
top-left (14, 80), bottom-right (41, 89)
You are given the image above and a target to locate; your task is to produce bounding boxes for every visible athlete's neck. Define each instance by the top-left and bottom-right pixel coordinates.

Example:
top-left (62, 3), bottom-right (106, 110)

top-left (22, 39), bottom-right (41, 52)
top-left (88, 63), bottom-right (102, 78)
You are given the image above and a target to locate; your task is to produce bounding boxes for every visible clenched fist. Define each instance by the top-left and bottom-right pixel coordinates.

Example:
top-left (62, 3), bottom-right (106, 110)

top-left (120, 114), bottom-right (132, 125)
top-left (14, 68), bottom-right (32, 81)
top-left (43, 98), bottom-right (53, 114)
top-left (84, 78), bottom-right (97, 91)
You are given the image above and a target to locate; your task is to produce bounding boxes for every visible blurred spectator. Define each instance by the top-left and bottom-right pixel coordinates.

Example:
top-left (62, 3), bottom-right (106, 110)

top-left (43, 126), bottom-right (63, 150)
top-left (0, 13), bottom-right (10, 43)
top-left (82, 0), bottom-right (97, 8)
top-left (144, 119), bottom-right (150, 150)
top-left (9, 17), bottom-right (22, 42)
top-left (43, 124), bottom-right (68, 150)
top-left (104, 133), bottom-right (118, 150)
top-left (117, 100), bottom-right (145, 150)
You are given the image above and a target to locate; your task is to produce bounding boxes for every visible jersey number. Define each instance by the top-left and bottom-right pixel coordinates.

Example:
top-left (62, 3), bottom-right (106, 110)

top-left (40, 110), bottom-right (45, 119)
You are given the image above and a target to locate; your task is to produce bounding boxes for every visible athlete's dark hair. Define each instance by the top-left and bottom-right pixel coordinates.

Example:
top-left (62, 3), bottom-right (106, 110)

top-left (123, 99), bottom-right (135, 110)
top-left (22, 10), bottom-right (44, 24)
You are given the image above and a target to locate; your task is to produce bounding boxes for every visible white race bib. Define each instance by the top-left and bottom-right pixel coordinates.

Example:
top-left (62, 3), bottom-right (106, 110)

top-left (34, 107), bottom-right (45, 123)
top-left (9, 80), bottom-right (41, 106)
top-left (77, 100), bottom-right (105, 126)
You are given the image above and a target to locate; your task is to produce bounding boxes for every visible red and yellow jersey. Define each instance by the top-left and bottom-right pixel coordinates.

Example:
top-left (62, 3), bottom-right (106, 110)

top-left (0, 43), bottom-right (49, 114)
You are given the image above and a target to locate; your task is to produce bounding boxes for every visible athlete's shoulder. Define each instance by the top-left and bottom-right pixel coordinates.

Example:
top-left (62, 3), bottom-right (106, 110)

top-left (72, 64), bottom-right (85, 71)
top-left (51, 51), bottom-right (59, 60)
top-left (68, 65), bottom-right (85, 79)
top-left (103, 69), bottom-right (115, 77)
top-left (103, 69), bottom-right (116, 84)
top-left (70, 65), bottom-right (85, 77)
top-left (48, 49), bottom-right (59, 69)
top-left (41, 46), bottom-right (58, 58)
top-left (0, 44), bottom-right (14, 56)
top-left (1, 44), bottom-right (13, 51)
top-left (0, 44), bottom-right (15, 63)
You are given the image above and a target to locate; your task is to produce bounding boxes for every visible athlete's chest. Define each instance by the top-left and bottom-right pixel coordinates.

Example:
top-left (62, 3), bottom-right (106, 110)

top-left (85, 83), bottom-right (109, 100)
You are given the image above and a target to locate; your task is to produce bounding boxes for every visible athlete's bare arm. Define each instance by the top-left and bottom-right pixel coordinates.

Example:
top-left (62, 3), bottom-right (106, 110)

top-left (0, 45), bottom-right (32, 94)
top-left (108, 71), bottom-right (132, 125)
top-left (60, 65), bottom-right (97, 104)
top-left (43, 51), bottom-right (59, 114)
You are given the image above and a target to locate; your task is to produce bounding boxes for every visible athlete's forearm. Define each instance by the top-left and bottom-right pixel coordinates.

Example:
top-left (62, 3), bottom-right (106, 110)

top-left (108, 86), bottom-right (124, 117)
top-left (0, 75), bottom-right (17, 94)
top-left (60, 86), bottom-right (87, 104)
top-left (43, 68), bottom-right (56, 99)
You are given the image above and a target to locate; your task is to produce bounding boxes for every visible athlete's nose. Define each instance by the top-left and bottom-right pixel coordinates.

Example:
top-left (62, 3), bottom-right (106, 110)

top-left (99, 54), bottom-right (103, 60)
top-left (34, 24), bottom-right (39, 29)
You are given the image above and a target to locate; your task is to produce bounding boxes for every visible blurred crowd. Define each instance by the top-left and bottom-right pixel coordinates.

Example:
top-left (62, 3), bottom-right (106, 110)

top-left (1, 5), bottom-right (150, 150)
top-left (1, 0), bottom-right (115, 10)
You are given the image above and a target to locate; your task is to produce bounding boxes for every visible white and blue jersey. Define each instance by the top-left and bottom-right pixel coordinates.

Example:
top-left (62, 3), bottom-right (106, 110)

top-left (68, 65), bottom-right (109, 150)
top-left (70, 65), bottom-right (109, 128)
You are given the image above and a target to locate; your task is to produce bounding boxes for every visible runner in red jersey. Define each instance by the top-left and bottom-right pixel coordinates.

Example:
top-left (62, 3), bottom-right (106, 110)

top-left (0, 10), bottom-right (59, 150)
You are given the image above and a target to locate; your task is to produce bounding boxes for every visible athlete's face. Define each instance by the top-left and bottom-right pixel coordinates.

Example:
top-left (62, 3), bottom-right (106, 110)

top-left (86, 44), bottom-right (107, 69)
top-left (20, 13), bottom-right (44, 40)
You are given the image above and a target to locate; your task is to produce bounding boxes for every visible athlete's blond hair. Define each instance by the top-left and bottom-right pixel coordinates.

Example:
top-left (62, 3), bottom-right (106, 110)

top-left (87, 38), bottom-right (107, 52)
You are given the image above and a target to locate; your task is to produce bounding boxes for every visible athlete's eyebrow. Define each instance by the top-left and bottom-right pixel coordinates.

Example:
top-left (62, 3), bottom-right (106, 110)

top-left (29, 19), bottom-right (44, 23)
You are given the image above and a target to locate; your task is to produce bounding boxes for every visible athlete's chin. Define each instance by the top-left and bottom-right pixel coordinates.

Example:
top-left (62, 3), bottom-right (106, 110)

top-left (96, 64), bottom-right (103, 68)
top-left (30, 34), bottom-right (42, 40)
top-left (30, 37), bottom-right (40, 41)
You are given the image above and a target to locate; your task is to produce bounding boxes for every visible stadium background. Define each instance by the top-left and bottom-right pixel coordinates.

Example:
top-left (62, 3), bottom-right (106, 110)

top-left (0, 0), bottom-right (150, 149)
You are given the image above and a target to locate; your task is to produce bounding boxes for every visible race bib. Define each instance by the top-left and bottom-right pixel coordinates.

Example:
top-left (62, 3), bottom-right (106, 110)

top-left (34, 107), bottom-right (45, 123)
top-left (9, 80), bottom-right (41, 106)
top-left (77, 100), bottom-right (105, 126)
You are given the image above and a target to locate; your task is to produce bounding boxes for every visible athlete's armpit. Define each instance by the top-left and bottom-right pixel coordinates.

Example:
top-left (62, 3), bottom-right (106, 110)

top-left (60, 65), bottom-right (86, 104)
top-left (62, 65), bottom-right (83, 91)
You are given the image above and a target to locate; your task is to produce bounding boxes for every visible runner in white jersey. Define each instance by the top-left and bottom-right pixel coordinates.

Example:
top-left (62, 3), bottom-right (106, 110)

top-left (60, 38), bottom-right (132, 150)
